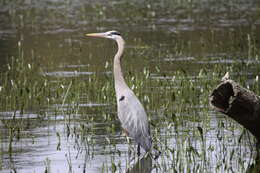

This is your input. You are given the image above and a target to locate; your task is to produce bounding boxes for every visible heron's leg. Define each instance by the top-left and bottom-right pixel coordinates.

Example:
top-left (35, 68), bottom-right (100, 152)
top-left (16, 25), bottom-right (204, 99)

top-left (125, 136), bottom-right (135, 158)
top-left (123, 130), bottom-right (133, 154)
top-left (137, 144), bottom-right (141, 157)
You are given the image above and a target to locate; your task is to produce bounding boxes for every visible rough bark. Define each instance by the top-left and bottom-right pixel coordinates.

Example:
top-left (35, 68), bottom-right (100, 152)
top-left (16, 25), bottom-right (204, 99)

top-left (209, 73), bottom-right (260, 142)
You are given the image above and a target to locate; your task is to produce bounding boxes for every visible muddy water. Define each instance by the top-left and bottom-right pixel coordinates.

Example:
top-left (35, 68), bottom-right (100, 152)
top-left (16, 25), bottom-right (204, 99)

top-left (0, 0), bottom-right (259, 172)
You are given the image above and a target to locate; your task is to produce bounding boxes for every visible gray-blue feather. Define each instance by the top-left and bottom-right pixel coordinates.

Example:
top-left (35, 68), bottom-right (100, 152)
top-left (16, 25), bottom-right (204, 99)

top-left (117, 89), bottom-right (152, 152)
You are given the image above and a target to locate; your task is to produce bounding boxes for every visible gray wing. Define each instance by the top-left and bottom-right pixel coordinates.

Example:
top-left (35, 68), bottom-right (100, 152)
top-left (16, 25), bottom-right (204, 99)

top-left (117, 89), bottom-right (152, 151)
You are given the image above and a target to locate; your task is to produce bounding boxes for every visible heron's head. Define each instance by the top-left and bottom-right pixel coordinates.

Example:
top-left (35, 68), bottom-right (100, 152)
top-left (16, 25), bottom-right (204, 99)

top-left (86, 30), bottom-right (121, 41)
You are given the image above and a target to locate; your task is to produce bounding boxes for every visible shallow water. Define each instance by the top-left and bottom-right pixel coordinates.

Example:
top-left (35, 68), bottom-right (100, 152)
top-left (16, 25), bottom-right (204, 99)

top-left (0, 0), bottom-right (260, 172)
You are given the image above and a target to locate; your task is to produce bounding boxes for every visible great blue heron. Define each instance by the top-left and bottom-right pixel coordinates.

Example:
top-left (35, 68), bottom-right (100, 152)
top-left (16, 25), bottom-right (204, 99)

top-left (86, 31), bottom-right (152, 156)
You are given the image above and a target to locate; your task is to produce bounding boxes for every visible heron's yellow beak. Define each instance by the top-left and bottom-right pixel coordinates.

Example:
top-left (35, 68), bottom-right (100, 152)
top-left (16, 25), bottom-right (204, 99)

top-left (85, 33), bottom-right (106, 38)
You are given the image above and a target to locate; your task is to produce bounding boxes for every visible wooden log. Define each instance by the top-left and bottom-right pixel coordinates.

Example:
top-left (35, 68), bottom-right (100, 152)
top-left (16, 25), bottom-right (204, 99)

top-left (209, 73), bottom-right (260, 142)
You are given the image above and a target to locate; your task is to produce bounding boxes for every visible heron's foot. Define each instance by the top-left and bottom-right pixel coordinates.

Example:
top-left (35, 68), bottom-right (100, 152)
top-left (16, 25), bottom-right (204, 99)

top-left (145, 147), bottom-right (161, 160)
top-left (153, 150), bottom-right (161, 160)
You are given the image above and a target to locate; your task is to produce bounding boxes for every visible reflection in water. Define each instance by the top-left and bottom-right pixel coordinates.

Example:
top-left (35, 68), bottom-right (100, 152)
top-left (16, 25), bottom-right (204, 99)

top-left (126, 155), bottom-right (153, 173)
top-left (7, 154), bottom-right (17, 173)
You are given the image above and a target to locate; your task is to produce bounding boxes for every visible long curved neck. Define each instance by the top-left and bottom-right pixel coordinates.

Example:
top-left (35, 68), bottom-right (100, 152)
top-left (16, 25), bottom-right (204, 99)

top-left (114, 37), bottom-right (129, 97)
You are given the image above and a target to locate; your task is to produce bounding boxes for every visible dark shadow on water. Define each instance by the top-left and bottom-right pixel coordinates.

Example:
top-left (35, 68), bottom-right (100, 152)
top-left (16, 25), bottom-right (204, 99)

top-left (126, 155), bottom-right (153, 173)
top-left (247, 159), bottom-right (260, 173)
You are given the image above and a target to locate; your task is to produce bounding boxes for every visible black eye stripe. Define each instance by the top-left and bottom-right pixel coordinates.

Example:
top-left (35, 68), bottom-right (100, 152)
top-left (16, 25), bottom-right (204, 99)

top-left (110, 31), bottom-right (121, 36)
